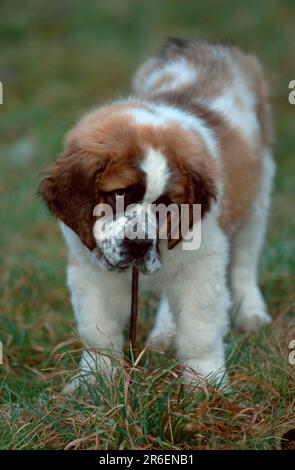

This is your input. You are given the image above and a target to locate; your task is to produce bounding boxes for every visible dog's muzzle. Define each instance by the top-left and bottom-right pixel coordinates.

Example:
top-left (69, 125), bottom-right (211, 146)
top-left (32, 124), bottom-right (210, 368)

top-left (93, 203), bottom-right (161, 273)
top-left (123, 237), bottom-right (153, 259)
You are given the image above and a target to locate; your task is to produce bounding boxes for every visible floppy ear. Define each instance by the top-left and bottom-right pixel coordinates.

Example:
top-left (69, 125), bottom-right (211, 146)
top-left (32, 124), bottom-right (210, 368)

top-left (188, 162), bottom-right (217, 214)
top-left (38, 143), bottom-right (104, 250)
top-left (168, 162), bottom-right (217, 250)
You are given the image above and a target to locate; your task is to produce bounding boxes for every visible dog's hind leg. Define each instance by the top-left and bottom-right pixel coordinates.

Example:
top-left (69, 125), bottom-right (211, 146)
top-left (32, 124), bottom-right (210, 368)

top-left (147, 294), bottom-right (176, 349)
top-left (230, 149), bottom-right (275, 331)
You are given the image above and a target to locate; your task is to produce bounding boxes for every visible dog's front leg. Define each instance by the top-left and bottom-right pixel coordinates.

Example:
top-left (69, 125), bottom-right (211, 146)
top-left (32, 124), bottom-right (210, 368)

top-left (63, 260), bottom-right (130, 393)
top-left (168, 226), bottom-right (231, 387)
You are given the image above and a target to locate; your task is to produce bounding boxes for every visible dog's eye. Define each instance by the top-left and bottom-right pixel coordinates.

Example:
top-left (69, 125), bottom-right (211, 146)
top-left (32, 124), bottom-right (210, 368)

top-left (114, 188), bottom-right (126, 197)
top-left (104, 187), bottom-right (131, 211)
top-left (104, 184), bottom-right (145, 210)
top-left (111, 185), bottom-right (137, 200)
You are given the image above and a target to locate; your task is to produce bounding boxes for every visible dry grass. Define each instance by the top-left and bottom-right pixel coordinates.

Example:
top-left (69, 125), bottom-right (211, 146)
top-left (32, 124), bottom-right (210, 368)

top-left (1, 308), bottom-right (295, 449)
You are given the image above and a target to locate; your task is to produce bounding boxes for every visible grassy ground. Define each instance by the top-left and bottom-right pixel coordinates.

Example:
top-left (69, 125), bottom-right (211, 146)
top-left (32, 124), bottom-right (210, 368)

top-left (0, 0), bottom-right (294, 450)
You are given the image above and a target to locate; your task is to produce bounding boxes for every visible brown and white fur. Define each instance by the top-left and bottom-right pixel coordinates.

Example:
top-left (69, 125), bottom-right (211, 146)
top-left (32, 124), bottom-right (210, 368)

top-left (39, 39), bottom-right (275, 392)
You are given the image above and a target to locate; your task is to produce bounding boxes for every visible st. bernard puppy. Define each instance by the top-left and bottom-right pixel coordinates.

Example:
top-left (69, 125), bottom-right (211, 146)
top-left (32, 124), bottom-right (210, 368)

top-left (39, 38), bottom-right (275, 392)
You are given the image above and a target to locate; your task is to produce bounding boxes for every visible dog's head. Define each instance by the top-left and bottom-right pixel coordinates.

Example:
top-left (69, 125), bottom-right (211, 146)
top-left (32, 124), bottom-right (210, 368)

top-left (38, 103), bottom-right (217, 273)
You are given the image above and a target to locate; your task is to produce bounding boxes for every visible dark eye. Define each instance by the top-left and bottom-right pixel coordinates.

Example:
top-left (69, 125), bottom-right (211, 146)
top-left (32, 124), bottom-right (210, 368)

top-left (114, 188), bottom-right (126, 197)
top-left (104, 184), bottom-right (145, 211)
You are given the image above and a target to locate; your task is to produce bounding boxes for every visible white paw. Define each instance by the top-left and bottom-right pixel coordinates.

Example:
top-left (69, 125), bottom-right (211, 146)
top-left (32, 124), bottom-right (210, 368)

top-left (62, 351), bottom-right (116, 394)
top-left (62, 373), bottom-right (95, 394)
top-left (232, 285), bottom-right (271, 332)
top-left (235, 307), bottom-right (271, 332)
top-left (182, 356), bottom-right (228, 389)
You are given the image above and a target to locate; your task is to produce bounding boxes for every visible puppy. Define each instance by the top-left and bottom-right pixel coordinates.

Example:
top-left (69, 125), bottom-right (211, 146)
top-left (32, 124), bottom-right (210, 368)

top-left (39, 38), bottom-right (275, 391)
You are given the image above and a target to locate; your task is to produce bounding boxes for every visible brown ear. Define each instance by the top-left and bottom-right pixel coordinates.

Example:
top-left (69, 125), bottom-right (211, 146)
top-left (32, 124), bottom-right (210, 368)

top-left (168, 162), bottom-right (217, 250)
top-left (38, 143), bottom-right (104, 250)
top-left (188, 162), bottom-right (217, 214)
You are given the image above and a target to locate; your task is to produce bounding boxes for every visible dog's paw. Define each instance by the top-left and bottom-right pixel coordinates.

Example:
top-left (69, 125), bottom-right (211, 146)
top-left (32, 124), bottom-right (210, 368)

top-left (182, 357), bottom-right (228, 390)
top-left (235, 307), bottom-right (271, 332)
top-left (62, 374), bottom-right (96, 395)
top-left (232, 285), bottom-right (272, 332)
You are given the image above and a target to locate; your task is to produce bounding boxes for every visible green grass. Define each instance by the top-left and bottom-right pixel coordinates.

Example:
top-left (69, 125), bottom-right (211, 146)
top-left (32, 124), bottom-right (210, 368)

top-left (0, 0), bottom-right (294, 450)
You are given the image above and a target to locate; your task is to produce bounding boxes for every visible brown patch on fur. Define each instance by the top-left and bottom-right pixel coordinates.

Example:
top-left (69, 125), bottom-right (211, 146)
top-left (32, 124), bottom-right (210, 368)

top-left (139, 38), bottom-right (273, 147)
top-left (166, 96), bottom-right (263, 233)
top-left (38, 143), bottom-right (104, 250)
top-left (152, 90), bottom-right (263, 234)
top-left (230, 49), bottom-right (273, 146)
top-left (140, 38), bottom-right (233, 101)
top-left (218, 129), bottom-right (262, 234)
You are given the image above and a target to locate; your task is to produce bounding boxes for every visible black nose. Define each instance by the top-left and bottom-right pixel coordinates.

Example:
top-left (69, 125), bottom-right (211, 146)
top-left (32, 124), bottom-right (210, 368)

top-left (124, 238), bottom-right (152, 259)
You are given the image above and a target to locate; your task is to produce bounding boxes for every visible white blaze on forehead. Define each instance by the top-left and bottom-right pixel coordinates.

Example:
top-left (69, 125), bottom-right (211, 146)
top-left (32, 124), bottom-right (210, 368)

top-left (141, 147), bottom-right (170, 203)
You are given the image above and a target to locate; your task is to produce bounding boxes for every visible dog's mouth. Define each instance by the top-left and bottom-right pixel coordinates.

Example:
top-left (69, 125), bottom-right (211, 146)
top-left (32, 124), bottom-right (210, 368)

top-left (93, 246), bottom-right (161, 274)
top-left (92, 248), bottom-right (130, 272)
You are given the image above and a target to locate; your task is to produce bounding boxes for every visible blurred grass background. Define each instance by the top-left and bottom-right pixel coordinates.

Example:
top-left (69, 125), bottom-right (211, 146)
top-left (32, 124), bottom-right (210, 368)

top-left (0, 0), bottom-right (294, 450)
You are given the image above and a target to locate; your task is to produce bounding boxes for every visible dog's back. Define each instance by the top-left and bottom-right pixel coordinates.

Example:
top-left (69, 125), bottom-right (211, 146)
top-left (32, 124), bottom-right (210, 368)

top-left (133, 38), bottom-right (274, 235)
top-left (133, 38), bottom-right (272, 145)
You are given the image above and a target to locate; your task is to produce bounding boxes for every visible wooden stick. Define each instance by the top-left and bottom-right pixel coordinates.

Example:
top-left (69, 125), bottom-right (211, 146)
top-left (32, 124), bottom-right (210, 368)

top-left (129, 265), bottom-right (139, 361)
